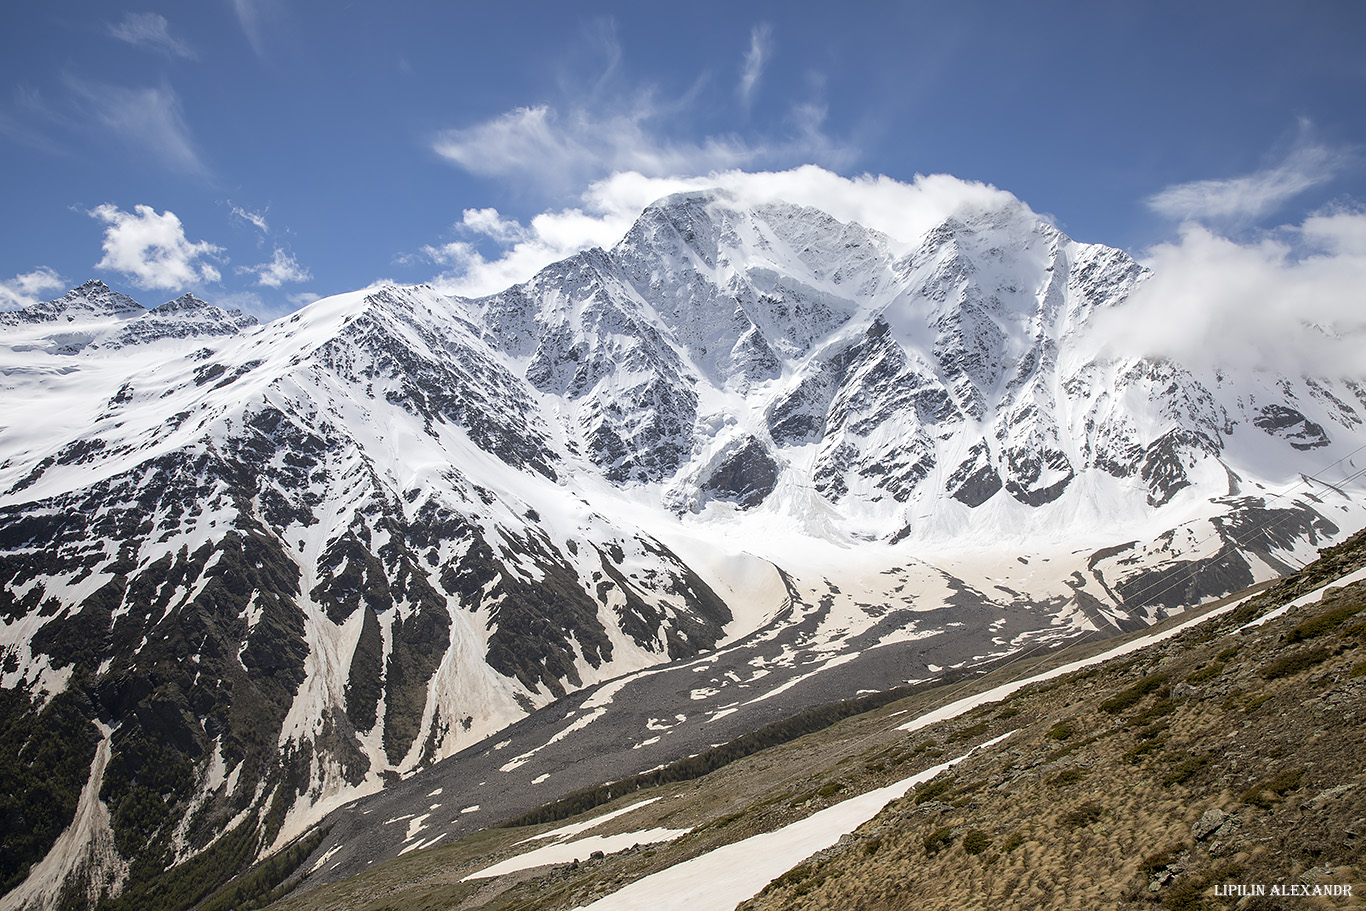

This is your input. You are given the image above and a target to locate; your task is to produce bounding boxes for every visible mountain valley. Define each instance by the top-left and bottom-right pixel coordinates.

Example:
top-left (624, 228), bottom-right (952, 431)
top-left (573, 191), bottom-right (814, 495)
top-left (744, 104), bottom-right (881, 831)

top-left (256, 529), bottom-right (1366, 911)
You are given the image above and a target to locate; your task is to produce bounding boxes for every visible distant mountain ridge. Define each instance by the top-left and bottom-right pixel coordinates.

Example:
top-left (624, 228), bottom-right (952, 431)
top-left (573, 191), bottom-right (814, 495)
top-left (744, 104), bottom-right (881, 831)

top-left (0, 190), bottom-right (1363, 910)
top-left (0, 279), bottom-right (146, 324)
top-left (0, 280), bottom-right (257, 356)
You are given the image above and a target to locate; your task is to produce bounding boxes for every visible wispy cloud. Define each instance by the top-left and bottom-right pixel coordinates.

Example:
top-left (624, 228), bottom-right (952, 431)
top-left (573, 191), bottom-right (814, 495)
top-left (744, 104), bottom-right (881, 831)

top-left (738, 24), bottom-right (773, 109)
top-left (433, 104), bottom-right (765, 192)
top-left (2, 78), bottom-right (205, 172)
top-left (2, 85), bottom-right (82, 155)
top-left (1147, 135), bottom-right (1350, 224)
top-left (89, 204), bottom-right (222, 290)
top-left (432, 23), bottom-right (853, 195)
top-left (0, 110), bottom-right (67, 155)
top-left (230, 203), bottom-right (270, 234)
top-left (241, 247), bottom-right (311, 287)
top-left (232, 0), bottom-right (268, 56)
top-left (427, 166), bottom-right (1017, 298)
top-left (66, 78), bottom-right (207, 175)
top-left (214, 289), bottom-right (297, 322)
top-left (0, 267), bottom-right (66, 310)
top-left (109, 12), bottom-right (196, 59)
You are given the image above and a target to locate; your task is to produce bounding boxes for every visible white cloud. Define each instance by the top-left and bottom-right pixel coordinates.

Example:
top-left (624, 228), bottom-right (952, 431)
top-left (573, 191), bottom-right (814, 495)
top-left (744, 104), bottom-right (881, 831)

top-left (1083, 210), bottom-right (1366, 375)
top-left (89, 204), bottom-right (222, 290)
top-left (421, 241), bottom-right (476, 268)
top-left (288, 291), bottom-right (320, 306)
top-left (738, 24), bottom-right (773, 108)
top-left (459, 208), bottom-right (529, 244)
top-left (430, 166), bottom-right (1018, 297)
top-left (242, 247), bottom-right (311, 287)
top-left (109, 12), bottom-right (196, 59)
top-left (0, 266), bottom-right (66, 310)
top-left (66, 78), bottom-right (206, 175)
top-left (1147, 141), bottom-right (1348, 224)
top-left (230, 203), bottom-right (270, 234)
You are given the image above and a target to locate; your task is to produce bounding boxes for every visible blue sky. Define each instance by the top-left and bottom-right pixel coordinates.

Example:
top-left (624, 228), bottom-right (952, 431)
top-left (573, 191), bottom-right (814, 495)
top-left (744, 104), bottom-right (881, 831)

top-left (2, 1), bottom-right (1365, 323)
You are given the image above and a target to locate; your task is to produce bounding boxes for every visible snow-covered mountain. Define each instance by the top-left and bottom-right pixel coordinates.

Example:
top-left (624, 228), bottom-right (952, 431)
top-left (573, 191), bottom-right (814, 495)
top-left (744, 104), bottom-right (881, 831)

top-left (1, 191), bottom-right (1363, 909)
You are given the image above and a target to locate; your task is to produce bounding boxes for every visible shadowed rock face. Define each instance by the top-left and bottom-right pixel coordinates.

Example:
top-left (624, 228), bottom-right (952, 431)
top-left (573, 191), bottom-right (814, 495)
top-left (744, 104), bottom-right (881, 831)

top-left (1254, 404), bottom-right (1330, 450)
top-left (946, 442), bottom-right (1003, 507)
top-left (703, 438), bottom-right (781, 508)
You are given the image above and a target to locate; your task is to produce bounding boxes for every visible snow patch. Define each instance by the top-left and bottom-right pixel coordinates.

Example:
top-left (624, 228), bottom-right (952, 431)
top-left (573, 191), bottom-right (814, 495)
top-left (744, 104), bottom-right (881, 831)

top-left (571, 734), bottom-right (1012, 910)
top-left (465, 825), bottom-right (688, 881)
top-left (1235, 565), bottom-right (1366, 632)
top-left (516, 796), bottom-right (666, 846)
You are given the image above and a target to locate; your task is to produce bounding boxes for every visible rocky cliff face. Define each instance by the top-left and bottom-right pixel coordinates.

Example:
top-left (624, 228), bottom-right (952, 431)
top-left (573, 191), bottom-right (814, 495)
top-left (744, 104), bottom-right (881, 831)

top-left (0, 192), bottom-right (1363, 910)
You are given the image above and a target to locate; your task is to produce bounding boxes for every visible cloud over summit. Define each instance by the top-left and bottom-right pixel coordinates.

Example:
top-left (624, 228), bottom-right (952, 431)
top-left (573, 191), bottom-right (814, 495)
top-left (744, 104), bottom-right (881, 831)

top-left (428, 165), bottom-right (1019, 297)
top-left (1084, 209), bottom-right (1366, 376)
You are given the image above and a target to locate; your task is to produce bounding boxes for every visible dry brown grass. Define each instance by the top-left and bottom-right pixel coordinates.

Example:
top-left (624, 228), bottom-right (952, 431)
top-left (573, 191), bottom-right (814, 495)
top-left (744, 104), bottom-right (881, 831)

top-left (739, 578), bottom-right (1366, 911)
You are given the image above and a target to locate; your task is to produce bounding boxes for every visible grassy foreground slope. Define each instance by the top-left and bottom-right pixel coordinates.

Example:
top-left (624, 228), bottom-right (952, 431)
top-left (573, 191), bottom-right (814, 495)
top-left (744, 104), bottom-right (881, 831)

top-left (742, 530), bottom-right (1366, 911)
top-left (260, 529), bottom-right (1366, 911)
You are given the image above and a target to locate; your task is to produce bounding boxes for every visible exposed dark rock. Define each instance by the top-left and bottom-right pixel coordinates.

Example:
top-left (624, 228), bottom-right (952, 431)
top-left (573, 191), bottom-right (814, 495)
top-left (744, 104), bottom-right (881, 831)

top-left (765, 341), bottom-right (859, 445)
top-left (946, 442), bottom-right (1002, 507)
top-left (1140, 428), bottom-right (1219, 507)
top-left (382, 599), bottom-right (451, 765)
top-left (702, 438), bottom-right (780, 509)
top-left (1255, 404), bottom-right (1330, 450)
top-left (345, 608), bottom-right (384, 733)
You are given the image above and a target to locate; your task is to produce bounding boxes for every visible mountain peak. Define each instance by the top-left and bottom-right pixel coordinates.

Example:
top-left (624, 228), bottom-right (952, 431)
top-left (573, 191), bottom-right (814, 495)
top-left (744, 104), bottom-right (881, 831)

top-left (106, 290), bottom-right (259, 347)
top-left (0, 279), bottom-right (145, 329)
top-left (59, 279), bottom-right (145, 316)
top-left (153, 292), bottom-right (213, 313)
top-left (647, 187), bottom-right (729, 209)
